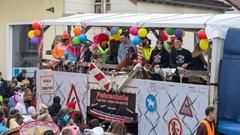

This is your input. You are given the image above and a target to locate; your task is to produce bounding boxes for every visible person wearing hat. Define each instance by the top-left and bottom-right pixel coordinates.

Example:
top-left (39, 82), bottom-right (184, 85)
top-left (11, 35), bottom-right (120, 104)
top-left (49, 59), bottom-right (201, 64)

top-left (66, 102), bottom-right (77, 122)
top-left (52, 32), bottom-right (71, 59)
top-left (19, 79), bottom-right (33, 109)
top-left (91, 33), bottom-right (110, 63)
top-left (16, 69), bottom-right (27, 82)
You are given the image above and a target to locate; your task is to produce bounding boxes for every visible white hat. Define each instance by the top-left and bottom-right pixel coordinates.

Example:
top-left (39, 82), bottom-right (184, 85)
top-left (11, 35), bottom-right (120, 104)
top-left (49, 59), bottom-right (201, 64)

top-left (84, 127), bottom-right (104, 135)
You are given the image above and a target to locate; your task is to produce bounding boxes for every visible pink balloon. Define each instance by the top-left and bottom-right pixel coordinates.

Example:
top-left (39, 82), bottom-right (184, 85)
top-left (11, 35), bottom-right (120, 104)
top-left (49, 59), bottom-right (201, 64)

top-left (90, 43), bottom-right (98, 51)
top-left (129, 26), bottom-right (138, 36)
top-left (93, 35), bottom-right (99, 44)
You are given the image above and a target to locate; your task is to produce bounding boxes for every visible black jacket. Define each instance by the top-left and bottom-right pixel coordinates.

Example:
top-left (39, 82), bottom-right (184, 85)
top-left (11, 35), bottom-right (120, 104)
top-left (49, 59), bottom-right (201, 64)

top-left (149, 49), bottom-right (169, 68)
top-left (48, 102), bottom-right (62, 117)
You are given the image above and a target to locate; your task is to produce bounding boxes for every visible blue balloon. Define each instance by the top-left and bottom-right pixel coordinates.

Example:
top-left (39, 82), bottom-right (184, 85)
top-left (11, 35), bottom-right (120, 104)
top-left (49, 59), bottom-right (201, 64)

top-left (132, 36), bottom-right (141, 45)
top-left (111, 27), bottom-right (119, 35)
top-left (79, 34), bottom-right (87, 42)
top-left (104, 30), bottom-right (111, 36)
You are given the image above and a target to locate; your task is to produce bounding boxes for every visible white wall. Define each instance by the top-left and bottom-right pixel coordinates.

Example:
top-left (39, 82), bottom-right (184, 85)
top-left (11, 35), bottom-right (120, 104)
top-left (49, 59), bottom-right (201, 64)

top-left (64, 0), bottom-right (95, 14)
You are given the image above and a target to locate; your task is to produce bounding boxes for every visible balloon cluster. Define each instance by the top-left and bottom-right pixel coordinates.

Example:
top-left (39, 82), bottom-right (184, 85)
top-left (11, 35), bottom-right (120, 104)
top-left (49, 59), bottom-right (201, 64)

top-left (28, 21), bottom-right (41, 45)
top-left (130, 27), bottom-right (148, 45)
top-left (106, 27), bottom-right (122, 41)
top-left (72, 27), bottom-right (88, 46)
top-left (198, 30), bottom-right (208, 50)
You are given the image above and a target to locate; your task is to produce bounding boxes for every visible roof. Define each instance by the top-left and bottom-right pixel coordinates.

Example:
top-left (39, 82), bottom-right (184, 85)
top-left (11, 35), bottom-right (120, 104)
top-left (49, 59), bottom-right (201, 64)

top-left (41, 13), bottom-right (240, 39)
top-left (139, 0), bottom-right (232, 11)
top-left (226, 0), bottom-right (240, 11)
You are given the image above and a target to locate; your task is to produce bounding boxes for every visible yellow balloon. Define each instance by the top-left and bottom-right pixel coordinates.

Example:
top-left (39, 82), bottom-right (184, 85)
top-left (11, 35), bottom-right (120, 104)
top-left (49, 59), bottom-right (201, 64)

top-left (28, 30), bottom-right (35, 38)
top-left (182, 30), bottom-right (186, 38)
top-left (109, 36), bottom-right (114, 41)
top-left (118, 28), bottom-right (122, 34)
top-left (112, 33), bottom-right (121, 41)
top-left (138, 28), bottom-right (148, 37)
top-left (200, 39), bottom-right (209, 50)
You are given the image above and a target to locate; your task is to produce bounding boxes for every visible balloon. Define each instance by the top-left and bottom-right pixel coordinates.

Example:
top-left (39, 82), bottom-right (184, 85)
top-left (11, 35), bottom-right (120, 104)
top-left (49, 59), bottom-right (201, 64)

top-left (104, 30), bottom-right (111, 36)
top-left (32, 21), bottom-right (41, 30)
top-left (28, 30), bottom-right (35, 38)
top-left (34, 30), bottom-right (41, 37)
top-left (163, 41), bottom-right (168, 49)
top-left (174, 29), bottom-right (183, 38)
top-left (31, 36), bottom-right (40, 45)
top-left (138, 28), bottom-right (148, 37)
top-left (118, 28), bottom-right (122, 34)
top-left (132, 36), bottom-right (141, 45)
top-left (161, 31), bottom-right (169, 41)
top-left (166, 28), bottom-right (175, 35)
top-left (182, 30), bottom-right (186, 38)
top-left (198, 30), bottom-right (207, 39)
top-left (73, 27), bottom-right (82, 36)
top-left (200, 39), bottom-right (209, 50)
top-left (129, 26), bottom-right (138, 36)
top-left (112, 33), bottom-right (120, 41)
top-left (109, 36), bottom-right (114, 41)
top-left (79, 34), bottom-right (87, 42)
top-left (72, 36), bottom-right (80, 45)
top-left (111, 27), bottom-right (119, 35)
top-left (93, 35), bottom-right (99, 44)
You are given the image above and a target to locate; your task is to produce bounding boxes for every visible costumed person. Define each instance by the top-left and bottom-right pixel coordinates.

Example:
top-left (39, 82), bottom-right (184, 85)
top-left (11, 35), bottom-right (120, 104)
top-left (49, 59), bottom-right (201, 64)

top-left (148, 40), bottom-right (169, 81)
top-left (19, 79), bottom-right (33, 109)
top-left (61, 126), bottom-right (82, 135)
top-left (66, 102), bottom-right (77, 122)
top-left (142, 37), bottom-right (153, 63)
top-left (197, 106), bottom-right (215, 135)
top-left (117, 31), bottom-right (137, 64)
top-left (63, 42), bottom-right (81, 62)
top-left (169, 37), bottom-right (192, 82)
top-left (52, 32), bottom-right (71, 59)
top-left (48, 96), bottom-right (61, 117)
top-left (0, 110), bottom-right (8, 133)
top-left (91, 33), bottom-right (110, 63)
top-left (22, 106), bottom-right (35, 123)
top-left (90, 35), bottom-right (99, 52)
top-left (14, 92), bottom-right (27, 115)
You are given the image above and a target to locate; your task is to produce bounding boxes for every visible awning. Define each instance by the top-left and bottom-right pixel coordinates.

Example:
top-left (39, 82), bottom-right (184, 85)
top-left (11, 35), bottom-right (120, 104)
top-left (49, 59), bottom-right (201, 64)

top-left (41, 13), bottom-right (240, 39)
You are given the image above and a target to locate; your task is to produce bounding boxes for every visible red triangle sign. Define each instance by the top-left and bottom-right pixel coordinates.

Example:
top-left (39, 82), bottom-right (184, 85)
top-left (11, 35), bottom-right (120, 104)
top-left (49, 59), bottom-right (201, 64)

top-left (66, 84), bottom-right (82, 112)
top-left (179, 96), bottom-right (193, 117)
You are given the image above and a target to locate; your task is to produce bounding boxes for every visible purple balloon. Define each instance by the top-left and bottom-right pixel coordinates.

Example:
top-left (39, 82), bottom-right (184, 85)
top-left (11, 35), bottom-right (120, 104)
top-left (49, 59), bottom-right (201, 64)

top-left (31, 36), bottom-right (40, 45)
top-left (174, 29), bottom-right (183, 38)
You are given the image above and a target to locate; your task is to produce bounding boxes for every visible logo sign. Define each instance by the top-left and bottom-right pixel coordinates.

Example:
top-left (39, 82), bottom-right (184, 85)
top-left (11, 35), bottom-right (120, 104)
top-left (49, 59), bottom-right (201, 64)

top-left (168, 117), bottom-right (182, 135)
top-left (145, 94), bottom-right (157, 112)
top-left (179, 96), bottom-right (193, 117)
top-left (40, 75), bottom-right (54, 95)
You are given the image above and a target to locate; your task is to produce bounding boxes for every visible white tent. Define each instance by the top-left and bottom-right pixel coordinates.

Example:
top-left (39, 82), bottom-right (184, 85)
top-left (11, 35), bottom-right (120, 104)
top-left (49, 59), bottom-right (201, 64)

top-left (41, 13), bottom-right (240, 39)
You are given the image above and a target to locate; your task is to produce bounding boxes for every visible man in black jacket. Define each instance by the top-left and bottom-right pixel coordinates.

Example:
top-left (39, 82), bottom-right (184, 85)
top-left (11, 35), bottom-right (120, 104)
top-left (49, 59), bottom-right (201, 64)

top-left (48, 96), bottom-right (62, 117)
top-left (17, 69), bottom-right (27, 82)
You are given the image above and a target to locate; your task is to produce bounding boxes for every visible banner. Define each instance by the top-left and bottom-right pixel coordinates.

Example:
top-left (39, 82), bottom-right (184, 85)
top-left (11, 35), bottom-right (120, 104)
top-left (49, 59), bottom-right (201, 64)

top-left (89, 89), bottom-right (137, 123)
top-left (137, 80), bottom-right (209, 135)
top-left (36, 70), bottom-right (88, 120)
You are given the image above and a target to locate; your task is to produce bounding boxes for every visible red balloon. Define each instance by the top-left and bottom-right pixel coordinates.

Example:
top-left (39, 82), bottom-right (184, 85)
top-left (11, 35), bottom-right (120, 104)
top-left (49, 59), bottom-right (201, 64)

top-left (161, 31), bottom-right (169, 41)
top-left (32, 21), bottom-right (41, 30)
top-left (198, 30), bottom-right (207, 39)
top-left (34, 30), bottom-right (41, 37)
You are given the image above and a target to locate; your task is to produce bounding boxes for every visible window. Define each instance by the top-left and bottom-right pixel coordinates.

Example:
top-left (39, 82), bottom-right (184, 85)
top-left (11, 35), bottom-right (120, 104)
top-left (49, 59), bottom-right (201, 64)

top-left (95, 0), bottom-right (111, 13)
top-left (12, 25), bottom-right (38, 67)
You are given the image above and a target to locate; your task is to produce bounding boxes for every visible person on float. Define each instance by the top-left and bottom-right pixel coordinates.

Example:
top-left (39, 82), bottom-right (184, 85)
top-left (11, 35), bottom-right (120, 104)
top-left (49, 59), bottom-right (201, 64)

top-left (148, 40), bottom-right (170, 81)
top-left (91, 33), bottom-right (110, 63)
top-left (142, 37), bottom-right (153, 63)
top-left (52, 32), bottom-right (71, 59)
top-left (63, 42), bottom-right (82, 62)
top-left (169, 37), bottom-right (192, 82)
top-left (117, 31), bottom-right (137, 64)
top-left (197, 106), bottom-right (216, 135)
